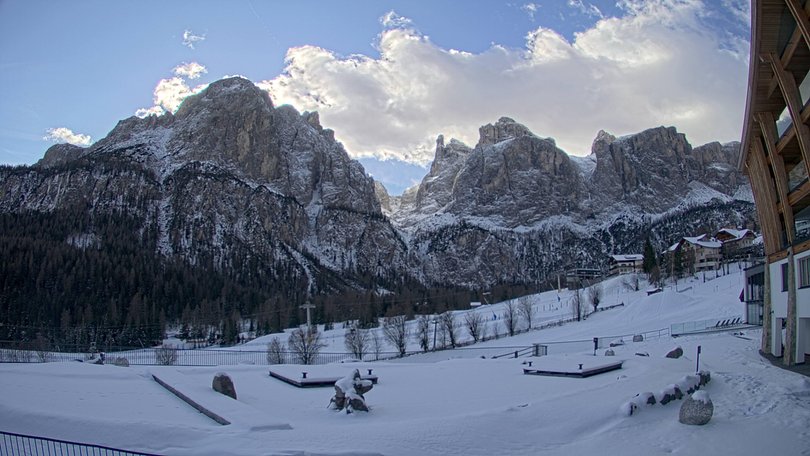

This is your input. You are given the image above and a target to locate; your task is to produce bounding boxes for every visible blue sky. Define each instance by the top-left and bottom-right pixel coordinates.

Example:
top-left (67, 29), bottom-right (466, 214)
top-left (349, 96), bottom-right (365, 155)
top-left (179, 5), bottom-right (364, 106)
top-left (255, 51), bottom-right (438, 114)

top-left (0, 1), bottom-right (750, 194)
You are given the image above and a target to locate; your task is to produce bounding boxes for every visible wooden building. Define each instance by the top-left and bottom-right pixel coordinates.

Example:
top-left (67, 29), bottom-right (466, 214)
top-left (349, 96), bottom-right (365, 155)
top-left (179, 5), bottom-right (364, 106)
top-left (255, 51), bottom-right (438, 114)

top-left (739, 0), bottom-right (810, 365)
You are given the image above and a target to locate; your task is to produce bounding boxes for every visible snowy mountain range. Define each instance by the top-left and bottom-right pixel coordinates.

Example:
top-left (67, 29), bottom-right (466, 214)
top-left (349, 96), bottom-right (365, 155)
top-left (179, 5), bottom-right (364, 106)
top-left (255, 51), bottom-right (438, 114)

top-left (0, 77), bottom-right (755, 294)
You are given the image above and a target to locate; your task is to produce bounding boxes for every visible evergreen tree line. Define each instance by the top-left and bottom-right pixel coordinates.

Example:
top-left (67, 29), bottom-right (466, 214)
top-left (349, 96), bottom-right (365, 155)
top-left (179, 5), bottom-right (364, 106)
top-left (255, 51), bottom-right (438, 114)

top-left (0, 209), bottom-right (535, 352)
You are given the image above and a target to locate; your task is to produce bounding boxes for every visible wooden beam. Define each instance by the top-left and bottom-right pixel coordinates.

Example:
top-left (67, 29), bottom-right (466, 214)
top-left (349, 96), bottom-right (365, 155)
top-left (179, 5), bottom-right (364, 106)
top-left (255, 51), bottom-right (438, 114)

top-left (786, 0), bottom-right (810, 54)
top-left (763, 51), bottom-right (810, 186)
top-left (767, 14), bottom-right (804, 99)
top-left (748, 137), bottom-right (786, 255)
top-left (788, 179), bottom-right (810, 206)
top-left (757, 112), bottom-right (797, 243)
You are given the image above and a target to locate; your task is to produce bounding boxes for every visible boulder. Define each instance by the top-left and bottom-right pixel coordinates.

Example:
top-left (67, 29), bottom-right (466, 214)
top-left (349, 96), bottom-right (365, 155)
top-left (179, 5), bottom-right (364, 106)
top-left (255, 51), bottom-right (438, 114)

top-left (698, 370), bottom-right (711, 386)
top-left (632, 334), bottom-right (644, 342)
top-left (659, 384), bottom-right (683, 405)
top-left (604, 349), bottom-right (615, 356)
top-left (212, 372), bottom-right (237, 400)
top-left (112, 357), bottom-right (129, 367)
top-left (679, 391), bottom-right (713, 425)
top-left (666, 347), bottom-right (683, 359)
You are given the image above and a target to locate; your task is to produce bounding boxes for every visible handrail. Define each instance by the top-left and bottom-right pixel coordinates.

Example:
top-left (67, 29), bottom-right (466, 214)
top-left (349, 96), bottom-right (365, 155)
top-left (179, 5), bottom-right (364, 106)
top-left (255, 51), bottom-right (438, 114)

top-left (0, 430), bottom-right (157, 455)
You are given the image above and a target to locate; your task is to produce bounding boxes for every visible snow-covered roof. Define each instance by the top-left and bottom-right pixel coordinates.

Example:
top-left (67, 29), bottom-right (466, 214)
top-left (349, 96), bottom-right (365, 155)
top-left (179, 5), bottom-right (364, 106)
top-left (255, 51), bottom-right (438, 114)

top-left (610, 254), bottom-right (643, 262)
top-left (716, 228), bottom-right (754, 242)
top-left (666, 234), bottom-right (722, 253)
top-left (682, 235), bottom-right (722, 249)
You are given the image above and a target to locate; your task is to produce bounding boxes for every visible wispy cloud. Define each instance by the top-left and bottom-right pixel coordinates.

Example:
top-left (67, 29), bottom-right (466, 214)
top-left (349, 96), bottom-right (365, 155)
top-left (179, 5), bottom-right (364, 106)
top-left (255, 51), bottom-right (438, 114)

top-left (173, 62), bottom-right (207, 80)
top-left (567, 0), bottom-right (603, 18)
top-left (43, 127), bottom-right (92, 146)
top-left (260, 1), bottom-right (749, 165)
top-left (521, 3), bottom-right (540, 21)
top-left (182, 30), bottom-right (206, 49)
top-left (380, 11), bottom-right (413, 29)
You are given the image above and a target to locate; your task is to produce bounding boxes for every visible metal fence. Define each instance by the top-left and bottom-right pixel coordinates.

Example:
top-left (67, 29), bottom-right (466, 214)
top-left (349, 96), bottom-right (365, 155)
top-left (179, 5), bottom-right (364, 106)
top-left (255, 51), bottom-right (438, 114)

top-left (0, 302), bottom-right (657, 367)
top-left (0, 346), bottom-right (377, 366)
top-left (0, 430), bottom-right (157, 456)
top-left (670, 317), bottom-right (744, 336)
top-left (489, 326), bottom-right (670, 359)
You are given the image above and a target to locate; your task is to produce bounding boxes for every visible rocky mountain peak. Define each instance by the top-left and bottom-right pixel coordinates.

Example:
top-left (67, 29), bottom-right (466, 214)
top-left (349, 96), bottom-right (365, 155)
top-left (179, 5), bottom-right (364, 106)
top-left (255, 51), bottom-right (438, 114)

top-left (477, 117), bottom-right (534, 146)
top-left (36, 143), bottom-right (87, 168)
top-left (591, 129), bottom-right (616, 157)
top-left (175, 77), bottom-right (273, 120)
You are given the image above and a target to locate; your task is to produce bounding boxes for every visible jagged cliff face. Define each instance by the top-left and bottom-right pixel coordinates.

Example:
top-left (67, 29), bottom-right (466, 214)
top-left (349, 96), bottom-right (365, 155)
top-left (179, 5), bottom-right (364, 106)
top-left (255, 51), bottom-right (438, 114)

top-left (0, 78), bottom-right (756, 294)
top-left (0, 77), bottom-right (407, 292)
top-left (386, 118), bottom-right (755, 288)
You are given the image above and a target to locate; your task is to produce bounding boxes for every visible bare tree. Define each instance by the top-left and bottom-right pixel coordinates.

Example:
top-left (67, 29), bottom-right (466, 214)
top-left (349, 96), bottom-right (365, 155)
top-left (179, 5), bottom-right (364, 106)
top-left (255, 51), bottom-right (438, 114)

top-left (517, 296), bottom-right (535, 331)
top-left (370, 330), bottom-right (384, 360)
top-left (464, 311), bottom-right (486, 343)
top-left (588, 282), bottom-right (603, 313)
top-left (288, 327), bottom-right (326, 365)
top-left (266, 337), bottom-right (285, 364)
top-left (502, 300), bottom-right (519, 337)
top-left (439, 311), bottom-right (459, 348)
top-left (571, 289), bottom-right (584, 322)
top-left (344, 328), bottom-right (370, 360)
top-left (383, 315), bottom-right (409, 357)
top-left (414, 315), bottom-right (431, 351)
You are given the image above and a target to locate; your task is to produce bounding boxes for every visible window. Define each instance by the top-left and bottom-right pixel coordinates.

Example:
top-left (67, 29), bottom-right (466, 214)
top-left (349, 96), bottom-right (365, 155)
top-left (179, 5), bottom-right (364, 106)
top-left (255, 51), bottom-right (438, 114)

top-left (782, 263), bottom-right (789, 292)
top-left (799, 256), bottom-right (810, 289)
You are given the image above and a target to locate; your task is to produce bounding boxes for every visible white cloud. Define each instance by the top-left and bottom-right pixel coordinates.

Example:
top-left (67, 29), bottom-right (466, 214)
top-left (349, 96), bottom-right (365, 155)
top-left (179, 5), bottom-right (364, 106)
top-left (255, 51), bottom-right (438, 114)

top-left (135, 106), bottom-right (165, 118)
top-left (259, 1), bottom-right (748, 166)
top-left (136, 63), bottom-right (209, 117)
top-left (380, 11), bottom-right (413, 29)
top-left (173, 62), bottom-right (207, 79)
top-left (522, 3), bottom-right (540, 21)
top-left (43, 127), bottom-right (92, 146)
top-left (567, 0), bottom-right (603, 18)
top-left (182, 30), bottom-right (205, 49)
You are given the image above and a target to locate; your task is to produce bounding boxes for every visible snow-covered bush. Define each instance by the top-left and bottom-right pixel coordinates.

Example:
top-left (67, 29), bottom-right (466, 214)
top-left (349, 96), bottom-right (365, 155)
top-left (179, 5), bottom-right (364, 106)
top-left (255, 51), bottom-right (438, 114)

top-left (155, 344), bottom-right (179, 366)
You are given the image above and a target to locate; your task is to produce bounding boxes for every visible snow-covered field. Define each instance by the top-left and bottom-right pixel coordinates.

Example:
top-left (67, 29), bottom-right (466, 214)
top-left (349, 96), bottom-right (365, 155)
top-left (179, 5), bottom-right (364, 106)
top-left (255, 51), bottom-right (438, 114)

top-left (2, 269), bottom-right (809, 456)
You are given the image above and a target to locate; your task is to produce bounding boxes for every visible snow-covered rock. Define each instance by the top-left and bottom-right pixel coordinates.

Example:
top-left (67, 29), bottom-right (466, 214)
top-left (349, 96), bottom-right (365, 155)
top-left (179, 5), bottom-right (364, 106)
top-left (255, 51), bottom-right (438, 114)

top-left (679, 391), bottom-right (713, 425)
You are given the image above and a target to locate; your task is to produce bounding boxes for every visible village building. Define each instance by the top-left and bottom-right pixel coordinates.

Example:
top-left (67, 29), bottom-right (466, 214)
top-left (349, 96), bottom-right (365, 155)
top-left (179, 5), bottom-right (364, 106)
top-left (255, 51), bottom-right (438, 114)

top-left (715, 228), bottom-right (759, 259)
top-left (607, 254), bottom-right (643, 276)
top-left (665, 235), bottom-right (723, 275)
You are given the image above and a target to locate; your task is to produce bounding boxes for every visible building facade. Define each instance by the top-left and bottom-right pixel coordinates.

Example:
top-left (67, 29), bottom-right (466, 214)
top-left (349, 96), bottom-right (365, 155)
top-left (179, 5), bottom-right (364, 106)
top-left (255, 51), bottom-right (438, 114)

top-left (739, 0), bottom-right (810, 365)
top-left (608, 254), bottom-right (644, 276)
top-left (665, 235), bottom-right (723, 275)
top-left (715, 228), bottom-right (758, 258)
